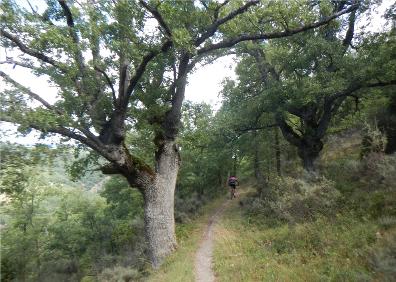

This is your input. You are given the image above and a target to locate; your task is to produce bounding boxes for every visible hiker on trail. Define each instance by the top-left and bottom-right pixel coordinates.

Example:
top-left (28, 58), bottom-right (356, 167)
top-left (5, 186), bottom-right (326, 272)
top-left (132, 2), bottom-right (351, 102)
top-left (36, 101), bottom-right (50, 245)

top-left (228, 176), bottom-right (239, 199)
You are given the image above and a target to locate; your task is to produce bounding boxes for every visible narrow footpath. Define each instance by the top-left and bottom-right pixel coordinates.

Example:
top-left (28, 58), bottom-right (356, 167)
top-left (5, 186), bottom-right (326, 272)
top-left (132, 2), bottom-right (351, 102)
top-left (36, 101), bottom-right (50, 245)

top-left (194, 198), bottom-right (230, 282)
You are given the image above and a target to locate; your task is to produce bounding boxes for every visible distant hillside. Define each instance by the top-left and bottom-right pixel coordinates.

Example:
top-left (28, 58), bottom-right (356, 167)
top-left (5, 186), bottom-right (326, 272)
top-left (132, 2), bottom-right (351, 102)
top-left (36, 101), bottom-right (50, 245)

top-left (0, 142), bottom-right (106, 192)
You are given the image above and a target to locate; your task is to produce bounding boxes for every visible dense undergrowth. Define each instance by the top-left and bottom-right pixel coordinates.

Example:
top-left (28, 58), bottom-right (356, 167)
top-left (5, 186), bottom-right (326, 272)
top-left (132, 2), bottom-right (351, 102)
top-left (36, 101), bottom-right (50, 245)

top-left (213, 142), bottom-right (396, 281)
top-left (0, 143), bottom-right (223, 282)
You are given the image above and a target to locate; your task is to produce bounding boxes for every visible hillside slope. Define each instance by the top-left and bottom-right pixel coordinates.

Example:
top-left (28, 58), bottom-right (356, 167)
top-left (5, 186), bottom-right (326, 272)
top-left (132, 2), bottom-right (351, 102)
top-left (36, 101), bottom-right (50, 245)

top-left (146, 132), bottom-right (396, 282)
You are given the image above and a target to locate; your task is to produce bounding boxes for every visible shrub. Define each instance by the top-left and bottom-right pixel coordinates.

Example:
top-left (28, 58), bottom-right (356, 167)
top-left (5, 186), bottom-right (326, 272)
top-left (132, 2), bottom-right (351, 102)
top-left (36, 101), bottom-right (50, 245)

top-left (174, 192), bottom-right (207, 223)
top-left (360, 122), bottom-right (387, 158)
top-left (246, 176), bottom-right (341, 224)
top-left (98, 266), bottom-right (141, 282)
top-left (341, 153), bottom-right (396, 218)
top-left (368, 229), bottom-right (396, 282)
top-left (379, 216), bottom-right (396, 230)
top-left (360, 152), bottom-right (396, 190)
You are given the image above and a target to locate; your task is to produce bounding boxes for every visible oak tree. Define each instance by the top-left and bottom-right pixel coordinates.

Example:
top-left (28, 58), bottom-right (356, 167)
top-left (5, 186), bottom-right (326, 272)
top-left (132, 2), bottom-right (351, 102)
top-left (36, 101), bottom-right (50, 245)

top-left (0, 0), bottom-right (357, 265)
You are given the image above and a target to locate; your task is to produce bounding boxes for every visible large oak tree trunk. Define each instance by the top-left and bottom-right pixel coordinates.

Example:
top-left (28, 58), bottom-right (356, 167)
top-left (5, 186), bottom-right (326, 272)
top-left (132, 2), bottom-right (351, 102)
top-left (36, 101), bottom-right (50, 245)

top-left (143, 140), bottom-right (179, 268)
top-left (297, 139), bottom-right (323, 172)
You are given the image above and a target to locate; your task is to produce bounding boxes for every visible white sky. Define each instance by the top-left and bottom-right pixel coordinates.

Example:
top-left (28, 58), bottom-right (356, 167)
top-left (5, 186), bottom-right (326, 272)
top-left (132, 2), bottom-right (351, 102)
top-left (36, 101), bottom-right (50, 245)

top-left (0, 1), bottom-right (391, 145)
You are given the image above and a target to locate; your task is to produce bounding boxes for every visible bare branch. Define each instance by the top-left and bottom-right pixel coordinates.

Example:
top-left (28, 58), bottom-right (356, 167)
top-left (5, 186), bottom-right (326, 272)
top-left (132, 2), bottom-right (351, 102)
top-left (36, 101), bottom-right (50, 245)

top-left (214, 0), bottom-right (230, 21)
top-left (0, 59), bottom-right (36, 70)
top-left (27, 0), bottom-right (54, 25)
top-left (197, 4), bottom-right (359, 55)
top-left (58, 0), bottom-right (85, 72)
top-left (124, 40), bottom-right (172, 105)
top-left (162, 53), bottom-right (190, 139)
top-left (195, 0), bottom-right (259, 46)
top-left (316, 79), bottom-right (396, 138)
top-left (100, 163), bottom-right (121, 174)
top-left (0, 113), bottom-right (106, 157)
top-left (1, 29), bottom-right (67, 72)
top-left (94, 66), bottom-right (117, 107)
top-left (199, 0), bottom-right (209, 10)
top-left (236, 123), bottom-right (277, 134)
top-left (342, 9), bottom-right (356, 48)
top-left (139, 0), bottom-right (172, 37)
top-left (0, 70), bottom-right (62, 115)
top-left (329, 79), bottom-right (396, 103)
top-left (58, 0), bottom-right (75, 27)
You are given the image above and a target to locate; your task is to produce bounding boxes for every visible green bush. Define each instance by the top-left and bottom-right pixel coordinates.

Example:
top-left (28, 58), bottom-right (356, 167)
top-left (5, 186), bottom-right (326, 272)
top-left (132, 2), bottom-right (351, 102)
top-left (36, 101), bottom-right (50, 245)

top-left (174, 192), bottom-right (208, 223)
top-left (247, 176), bottom-right (341, 224)
top-left (323, 152), bottom-right (396, 219)
top-left (98, 266), bottom-right (141, 282)
top-left (368, 229), bottom-right (396, 282)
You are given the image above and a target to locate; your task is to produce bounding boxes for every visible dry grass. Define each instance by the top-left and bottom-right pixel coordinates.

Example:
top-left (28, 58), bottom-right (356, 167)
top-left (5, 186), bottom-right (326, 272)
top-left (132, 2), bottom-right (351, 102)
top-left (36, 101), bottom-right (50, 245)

top-left (212, 198), bottom-right (377, 282)
top-left (321, 130), bottom-right (362, 163)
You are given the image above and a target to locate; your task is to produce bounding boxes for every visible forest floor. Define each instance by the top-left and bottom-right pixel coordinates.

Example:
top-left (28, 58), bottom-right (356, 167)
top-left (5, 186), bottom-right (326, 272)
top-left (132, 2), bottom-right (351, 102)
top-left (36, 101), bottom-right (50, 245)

top-left (146, 187), bottom-right (251, 282)
top-left (147, 180), bottom-right (388, 281)
top-left (194, 196), bottom-right (230, 282)
top-left (145, 194), bottom-right (226, 282)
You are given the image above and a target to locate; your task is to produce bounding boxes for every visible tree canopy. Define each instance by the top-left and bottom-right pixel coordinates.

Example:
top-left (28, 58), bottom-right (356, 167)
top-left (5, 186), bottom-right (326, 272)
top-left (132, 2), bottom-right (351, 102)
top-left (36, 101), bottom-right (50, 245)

top-left (219, 1), bottom-right (396, 170)
top-left (1, 0), bottom-right (370, 267)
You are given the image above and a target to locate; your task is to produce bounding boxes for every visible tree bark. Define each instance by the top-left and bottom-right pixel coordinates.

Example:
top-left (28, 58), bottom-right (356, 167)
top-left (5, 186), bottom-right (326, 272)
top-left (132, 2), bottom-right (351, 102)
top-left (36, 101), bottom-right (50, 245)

top-left (254, 147), bottom-right (267, 196)
top-left (253, 131), bottom-right (267, 196)
top-left (297, 138), bottom-right (323, 172)
top-left (274, 127), bottom-right (281, 176)
top-left (143, 139), bottom-right (179, 268)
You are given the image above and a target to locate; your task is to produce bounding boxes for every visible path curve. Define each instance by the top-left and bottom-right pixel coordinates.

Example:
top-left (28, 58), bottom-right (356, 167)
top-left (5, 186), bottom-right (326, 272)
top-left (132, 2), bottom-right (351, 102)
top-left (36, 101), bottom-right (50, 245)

top-left (194, 199), bottom-right (230, 282)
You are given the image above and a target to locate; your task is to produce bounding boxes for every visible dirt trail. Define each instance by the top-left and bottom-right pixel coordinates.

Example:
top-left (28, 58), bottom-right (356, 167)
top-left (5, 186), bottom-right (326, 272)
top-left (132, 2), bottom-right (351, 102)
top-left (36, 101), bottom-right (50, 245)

top-left (194, 198), bottom-right (230, 282)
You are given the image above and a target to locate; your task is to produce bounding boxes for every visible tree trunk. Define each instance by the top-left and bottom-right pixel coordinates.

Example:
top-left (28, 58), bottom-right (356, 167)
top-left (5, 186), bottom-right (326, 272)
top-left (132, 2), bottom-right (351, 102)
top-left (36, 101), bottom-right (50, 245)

top-left (253, 131), bottom-right (267, 196)
top-left (301, 153), bottom-right (316, 172)
top-left (143, 140), bottom-right (179, 268)
top-left (254, 151), bottom-right (268, 197)
top-left (298, 139), bottom-right (323, 172)
top-left (274, 127), bottom-right (281, 176)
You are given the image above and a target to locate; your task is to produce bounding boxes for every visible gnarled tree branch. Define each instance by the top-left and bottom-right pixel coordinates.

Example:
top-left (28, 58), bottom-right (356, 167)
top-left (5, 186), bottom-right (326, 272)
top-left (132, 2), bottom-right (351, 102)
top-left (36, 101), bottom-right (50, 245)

top-left (195, 0), bottom-right (259, 46)
top-left (197, 4), bottom-right (358, 55)
top-left (0, 29), bottom-right (67, 72)
top-left (0, 70), bottom-right (62, 115)
top-left (94, 66), bottom-right (117, 107)
top-left (139, 0), bottom-right (172, 37)
top-left (58, 0), bottom-right (85, 74)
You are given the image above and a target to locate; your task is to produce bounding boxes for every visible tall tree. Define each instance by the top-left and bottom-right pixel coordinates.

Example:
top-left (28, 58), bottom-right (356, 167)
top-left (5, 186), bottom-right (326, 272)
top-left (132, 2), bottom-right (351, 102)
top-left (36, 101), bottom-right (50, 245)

top-left (0, 0), bottom-right (357, 266)
top-left (222, 1), bottom-right (396, 171)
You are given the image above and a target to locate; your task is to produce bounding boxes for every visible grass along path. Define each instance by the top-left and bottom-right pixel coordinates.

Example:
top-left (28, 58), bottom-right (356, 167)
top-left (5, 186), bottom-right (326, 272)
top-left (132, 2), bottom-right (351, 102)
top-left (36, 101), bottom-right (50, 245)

top-left (148, 185), bottom-right (378, 281)
top-left (145, 195), bottom-right (229, 282)
top-left (212, 193), bottom-right (380, 281)
top-left (146, 178), bottom-right (391, 282)
top-left (145, 187), bottom-right (248, 282)
top-left (194, 198), bottom-right (230, 282)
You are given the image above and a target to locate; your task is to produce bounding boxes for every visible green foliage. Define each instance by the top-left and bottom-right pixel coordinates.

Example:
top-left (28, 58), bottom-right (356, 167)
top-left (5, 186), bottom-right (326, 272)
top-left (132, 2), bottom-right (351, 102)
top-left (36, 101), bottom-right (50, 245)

top-left (218, 1), bottom-right (396, 171)
top-left (368, 229), bottom-right (396, 281)
top-left (178, 102), bottom-right (228, 198)
top-left (101, 176), bottom-right (143, 220)
top-left (98, 266), bottom-right (142, 282)
top-left (0, 144), bottom-right (146, 281)
top-left (0, 143), bottom-right (59, 197)
top-left (220, 129), bottom-right (396, 281)
top-left (213, 197), bottom-right (378, 282)
top-left (1, 0), bottom-right (395, 279)
top-left (246, 176), bottom-right (341, 225)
